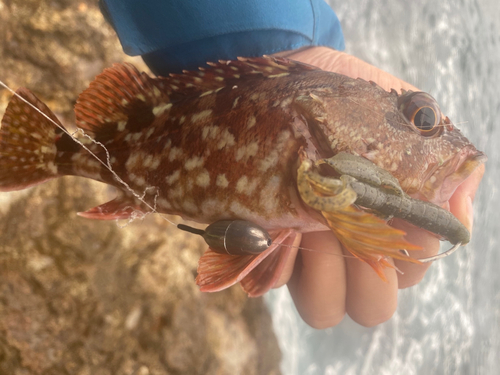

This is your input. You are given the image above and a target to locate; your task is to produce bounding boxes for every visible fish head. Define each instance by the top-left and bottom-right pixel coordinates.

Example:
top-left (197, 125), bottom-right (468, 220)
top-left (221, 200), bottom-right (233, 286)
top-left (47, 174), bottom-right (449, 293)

top-left (390, 90), bottom-right (486, 205)
top-left (302, 78), bottom-right (486, 206)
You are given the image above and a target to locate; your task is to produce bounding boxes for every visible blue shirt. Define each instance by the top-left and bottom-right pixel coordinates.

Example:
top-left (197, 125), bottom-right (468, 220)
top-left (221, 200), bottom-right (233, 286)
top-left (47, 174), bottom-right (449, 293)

top-left (100, 0), bottom-right (345, 75)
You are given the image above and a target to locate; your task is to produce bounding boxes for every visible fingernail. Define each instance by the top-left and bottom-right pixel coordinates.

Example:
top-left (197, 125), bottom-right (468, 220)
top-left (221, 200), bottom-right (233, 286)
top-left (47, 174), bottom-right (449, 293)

top-left (466, 196), bottom-right (473, 234)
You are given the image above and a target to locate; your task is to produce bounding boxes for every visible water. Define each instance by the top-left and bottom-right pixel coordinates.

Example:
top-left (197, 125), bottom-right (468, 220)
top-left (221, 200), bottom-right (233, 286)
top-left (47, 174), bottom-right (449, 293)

top-left (266, 0), bottom-right (500, 374)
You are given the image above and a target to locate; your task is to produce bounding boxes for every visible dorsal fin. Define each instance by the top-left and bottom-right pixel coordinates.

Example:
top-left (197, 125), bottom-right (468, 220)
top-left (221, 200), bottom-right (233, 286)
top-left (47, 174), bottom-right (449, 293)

top-left (74, 57), bottom-right (317, 141)
top-left (151, 56), bottom-right (319, 99)
top-left (74, 63), bottom-right (170, 137)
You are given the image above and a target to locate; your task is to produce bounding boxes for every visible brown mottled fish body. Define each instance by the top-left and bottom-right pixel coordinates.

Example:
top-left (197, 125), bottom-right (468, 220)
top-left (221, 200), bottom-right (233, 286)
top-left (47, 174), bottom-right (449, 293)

top-left (0, 57), bottom-right (486, 296)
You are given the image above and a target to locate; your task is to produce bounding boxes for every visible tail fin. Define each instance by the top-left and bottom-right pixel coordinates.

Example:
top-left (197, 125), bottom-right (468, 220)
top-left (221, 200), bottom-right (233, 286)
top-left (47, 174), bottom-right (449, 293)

top-left (0, 88), bottom-right (61, 191)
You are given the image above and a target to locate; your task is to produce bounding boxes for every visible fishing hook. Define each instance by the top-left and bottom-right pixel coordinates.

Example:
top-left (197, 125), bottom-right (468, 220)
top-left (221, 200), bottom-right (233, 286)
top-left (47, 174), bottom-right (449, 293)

top-left (415, 242), bottom-right (462, 263)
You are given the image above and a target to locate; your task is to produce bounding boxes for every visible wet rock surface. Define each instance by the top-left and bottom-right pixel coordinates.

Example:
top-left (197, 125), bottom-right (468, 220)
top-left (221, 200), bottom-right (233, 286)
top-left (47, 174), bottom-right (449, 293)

top-left (0, 1), bottom-right (281, 374)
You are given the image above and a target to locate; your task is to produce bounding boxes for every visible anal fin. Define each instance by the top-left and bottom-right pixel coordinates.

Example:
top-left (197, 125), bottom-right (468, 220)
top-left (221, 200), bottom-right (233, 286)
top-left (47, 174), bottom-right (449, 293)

top-left (77, 196), bottom-right (146, 220)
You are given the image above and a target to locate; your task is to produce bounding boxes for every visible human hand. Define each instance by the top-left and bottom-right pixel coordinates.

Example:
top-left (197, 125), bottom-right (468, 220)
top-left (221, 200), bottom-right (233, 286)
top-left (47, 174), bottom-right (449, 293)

top-left (272, 47), bottom-right (486, 328)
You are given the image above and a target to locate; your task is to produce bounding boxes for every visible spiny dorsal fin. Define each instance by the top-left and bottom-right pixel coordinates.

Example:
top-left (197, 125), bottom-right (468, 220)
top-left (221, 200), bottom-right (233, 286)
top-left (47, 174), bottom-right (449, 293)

top-left (74, 58), bottom-right (318, 143)
top-left (75, 63), bottom-right (170, 137)
top-left (151, 56), bottom-right (319, 98)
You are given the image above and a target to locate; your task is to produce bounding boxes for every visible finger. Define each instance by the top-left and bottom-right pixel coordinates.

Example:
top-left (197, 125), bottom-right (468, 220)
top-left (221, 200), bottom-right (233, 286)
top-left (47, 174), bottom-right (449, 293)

top-left (392, 219), bottom-right (440, 289)
top-left (448, 164), bottom-right (486, 234)
top-left (287, 231), bottom-right (346, 329)
top-left (273, 233), bottom-right (301, 288)
top-left (344, 249), bottom-right (398, 327)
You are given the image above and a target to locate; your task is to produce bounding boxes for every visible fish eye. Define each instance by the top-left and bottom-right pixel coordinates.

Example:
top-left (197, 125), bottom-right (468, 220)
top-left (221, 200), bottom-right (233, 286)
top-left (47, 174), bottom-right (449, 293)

top-left (397, 92), bottom-right (443, 137)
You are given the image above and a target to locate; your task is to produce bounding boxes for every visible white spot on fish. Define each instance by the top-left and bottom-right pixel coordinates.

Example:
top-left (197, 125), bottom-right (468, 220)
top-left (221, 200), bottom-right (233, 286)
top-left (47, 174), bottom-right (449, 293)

top-left (235, 141), bottom-right (259, 162)
top-left (217, 129), bottom-right (235, 150)
top-left (236, 176), bottom-right (248, 194)
top-left (162, 138), bottom-right (172, 152)
top-left (268, 72), bottom-right (290, 78)
top-left (168, 147), bottom-right (183, 161)
top-left (216, 174), bottom-right (229, 188)
top-left (196, 169), bottom-right (210, 187)
top-left (145, 128), bottom-right (155, 139)
top-left (200, 199), bottom-right (221, 216)
top-left (259, 176), bottom-right (281, 214)
top-left (152, 102), bottom-right (172, 116)
top-left (182, 200), bottom-right (198, 213)
top-left (199, 90), bottom-right (214, 98)
top-left (202, 126), bottom-right (220, 140)
top-left (47, 162), bottom-right (58, 174)
top-left (158, 198), bottom-right (172, 210)
top-left (117, 121), bottom-right (127, 131)
top-left (229, 201), bottom-right (254, 218)
top-left (184, 156), bottom-right (204, 170)
top-left (168, 184), bottom-right (184, 199)
top-left (153, 86), bottom-right (162, 98)
top-left (232, 96), bottom-right (240, 109)
top-left (236, 176), bottom-right (259, 195)
top-left (191, 109), bottom-right (213, 123)
top-left (246, 115), bottom-right (256, 129)
top-left (135, 175), bottom-right (146, 187)
top-left (125, 153), bottom-right (141, 171)
top-left (165, 170), bottom-right (180, 185)
top-left (136, 94), bottom-right (146, 102)
top-left (142, 154), bottom-right (154, 169)
top-left (149, 158), bottom-right (161, 170)
top-left (258, 150), bottom-right (279, 172)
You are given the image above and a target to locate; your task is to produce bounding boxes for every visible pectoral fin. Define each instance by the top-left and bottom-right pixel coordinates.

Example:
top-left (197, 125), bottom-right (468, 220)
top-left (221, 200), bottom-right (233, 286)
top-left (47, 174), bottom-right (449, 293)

top-left (322, 206), bottom-right (422, 281)
top-left (196, 229), bottom-right (295, 296)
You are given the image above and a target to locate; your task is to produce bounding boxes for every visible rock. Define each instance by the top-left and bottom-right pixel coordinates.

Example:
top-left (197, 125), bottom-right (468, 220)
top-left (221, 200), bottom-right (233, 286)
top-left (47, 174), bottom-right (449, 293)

top-left (0, 1), bottom-right (281, 374)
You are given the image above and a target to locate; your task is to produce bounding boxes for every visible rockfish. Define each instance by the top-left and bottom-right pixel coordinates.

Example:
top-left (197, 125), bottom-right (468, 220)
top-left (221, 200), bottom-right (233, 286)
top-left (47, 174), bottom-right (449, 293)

top-left (0, 57), bottom-right (486, 297)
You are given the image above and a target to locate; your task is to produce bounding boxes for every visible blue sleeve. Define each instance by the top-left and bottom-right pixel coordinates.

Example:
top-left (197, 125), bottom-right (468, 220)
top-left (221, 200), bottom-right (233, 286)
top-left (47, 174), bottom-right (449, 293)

top-left (100, 0), bottom-right (345, 75)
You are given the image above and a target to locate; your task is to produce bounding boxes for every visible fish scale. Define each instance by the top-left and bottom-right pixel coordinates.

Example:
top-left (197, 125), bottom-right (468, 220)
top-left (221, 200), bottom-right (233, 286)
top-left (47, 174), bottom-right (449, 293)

top-left (0, 56), bottom-right (486, 296)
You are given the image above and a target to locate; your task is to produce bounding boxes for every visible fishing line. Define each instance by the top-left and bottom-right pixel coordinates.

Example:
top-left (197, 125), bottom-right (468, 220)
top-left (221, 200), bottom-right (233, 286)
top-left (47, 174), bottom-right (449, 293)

top-left (0, 79), bottom-right (177, 228)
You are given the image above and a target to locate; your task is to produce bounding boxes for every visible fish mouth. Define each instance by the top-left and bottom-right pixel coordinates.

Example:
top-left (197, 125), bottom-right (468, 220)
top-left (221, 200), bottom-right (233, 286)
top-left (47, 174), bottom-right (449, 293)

top-left (420, 148), bottom-right (487, 206)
